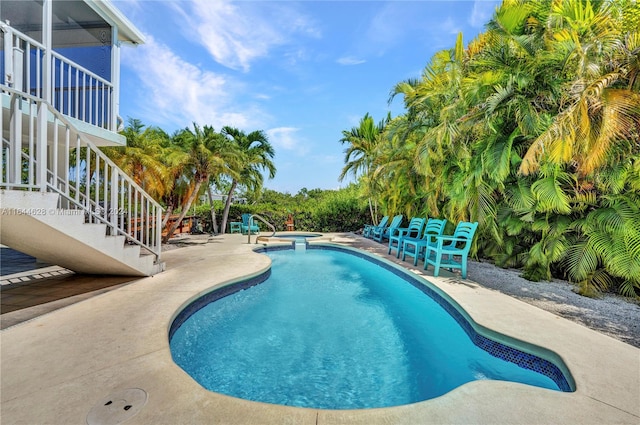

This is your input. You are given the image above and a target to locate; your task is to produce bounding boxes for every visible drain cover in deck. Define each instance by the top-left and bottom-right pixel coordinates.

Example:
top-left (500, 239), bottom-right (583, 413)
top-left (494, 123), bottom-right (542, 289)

top-left (87, 388), bottom-right (147, 425)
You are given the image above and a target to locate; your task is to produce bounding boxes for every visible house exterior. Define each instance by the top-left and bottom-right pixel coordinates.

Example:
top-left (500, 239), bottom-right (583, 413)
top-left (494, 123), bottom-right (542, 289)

top-left (0, 0), bottom-right (164, 276)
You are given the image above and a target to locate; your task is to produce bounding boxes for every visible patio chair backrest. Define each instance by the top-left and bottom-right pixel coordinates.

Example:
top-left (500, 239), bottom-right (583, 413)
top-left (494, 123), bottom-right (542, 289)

top-left (406, 217), bottom-right (426, 237)
top-left (449, 221), bottom-right (479, 252)
top-left (388, 215), bottom-right (403, 229)
top-left (376, 215), bottom-right (389, 228)
top-left (423, 218), bottom-right (447, 240)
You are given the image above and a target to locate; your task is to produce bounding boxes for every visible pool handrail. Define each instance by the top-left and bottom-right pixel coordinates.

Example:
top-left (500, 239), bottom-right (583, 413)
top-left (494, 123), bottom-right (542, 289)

top-left (248, 214), bottom-right (276, 243)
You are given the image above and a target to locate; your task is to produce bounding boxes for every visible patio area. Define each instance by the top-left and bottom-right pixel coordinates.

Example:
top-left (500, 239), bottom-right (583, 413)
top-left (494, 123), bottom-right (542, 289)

top-left (1, 233), bottom-right (639, 424)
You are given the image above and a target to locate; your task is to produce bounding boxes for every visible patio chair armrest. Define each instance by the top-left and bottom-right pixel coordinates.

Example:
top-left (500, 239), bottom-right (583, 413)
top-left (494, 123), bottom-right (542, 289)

top-left (399, 227), bottom-right (412, 236)
top-left (391, 227), bottom-right (410, 237)
top-left (421, 233), bottom-right (440, 243)
top-left (435, 236), bottom-right (467, 243)
top-left (427, 235), bottom-right (468, 251)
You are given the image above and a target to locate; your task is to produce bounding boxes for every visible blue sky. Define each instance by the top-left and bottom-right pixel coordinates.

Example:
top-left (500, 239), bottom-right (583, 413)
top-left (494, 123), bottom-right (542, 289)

top-left (115, 0), bottom-right (499, 194)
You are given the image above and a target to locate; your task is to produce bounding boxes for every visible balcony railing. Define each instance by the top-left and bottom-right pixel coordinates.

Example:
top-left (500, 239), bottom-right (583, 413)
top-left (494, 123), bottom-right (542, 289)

top-left (1, 21), bottom-right (116, 131)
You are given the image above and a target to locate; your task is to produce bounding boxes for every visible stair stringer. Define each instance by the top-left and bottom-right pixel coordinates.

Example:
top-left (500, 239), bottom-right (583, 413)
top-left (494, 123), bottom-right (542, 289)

top-left (0, 191), bottom-right (164, 276)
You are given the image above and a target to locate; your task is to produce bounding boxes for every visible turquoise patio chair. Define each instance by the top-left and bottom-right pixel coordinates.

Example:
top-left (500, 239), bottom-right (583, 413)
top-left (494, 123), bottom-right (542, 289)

top-left (363, 215), bottom-right (389, 239)
top-left (241, 213), bottom-right (260, 235)
top-left (401, 218), bottom-right (447, 266)
top-left (387, 217), bottom-right (426, 258)
top-left (424, 221), bottom-right (478, 279)
top-left (372, 214), bottom-right (403, 242)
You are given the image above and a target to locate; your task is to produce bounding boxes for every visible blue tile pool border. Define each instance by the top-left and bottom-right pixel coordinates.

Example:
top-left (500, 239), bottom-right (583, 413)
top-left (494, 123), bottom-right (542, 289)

top-left (169, 269), bottom-right (271, 341)
top-left (169, 243), bottom-right (574, 393)
top-left (305, 244), bottom-right (573, 392)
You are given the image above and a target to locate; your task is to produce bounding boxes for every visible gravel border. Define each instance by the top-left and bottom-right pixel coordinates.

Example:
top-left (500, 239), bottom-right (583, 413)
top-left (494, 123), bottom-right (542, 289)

top-left (467, 260), bottom-right (640, 348)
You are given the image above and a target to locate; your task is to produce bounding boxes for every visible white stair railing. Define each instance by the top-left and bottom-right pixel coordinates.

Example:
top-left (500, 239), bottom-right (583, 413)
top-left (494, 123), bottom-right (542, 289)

top-left (1, 85), bottom-right (163, 262)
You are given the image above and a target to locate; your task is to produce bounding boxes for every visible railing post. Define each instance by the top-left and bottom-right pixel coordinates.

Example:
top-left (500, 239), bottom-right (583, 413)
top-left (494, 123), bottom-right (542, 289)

top-left (51, 116), bottom-right (58, 187)
top-left (2, 22), bottom-right (14, 87)
top-left (110, 27), bottom-right (120, 132)
top-left (102, 160), bottom-right (108, 223)
top-left (12, 46), bottom-right (23, 91)
top-left (28, 102), bottom-right (36, 187)
top-left (9, 48), bottom-right (24, 186)
top-left (8, 103), bottom-right (21, 186)
top-left (75, 135), bottom-right (81, 202)
top-left (85, 147), bottom-right (91, 214)
top-left (110, 169), bottom-right (118, 235)
top-left (42, 0), bottom-right (52, 104)
top-left (155, 204), bottom-right (162, 257)
top-left (36, 101), bottom-right (48, 190)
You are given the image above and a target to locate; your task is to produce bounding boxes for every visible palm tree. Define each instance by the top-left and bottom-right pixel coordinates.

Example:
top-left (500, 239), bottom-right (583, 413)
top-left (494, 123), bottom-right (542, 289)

top-left (339, 113), bottom-right (389, 223)
top-left (352, 0), bottom-right (639, 296)
top-left (519, 0), bottom-right (640, 177)
top-left (158, 135), bottom-right (190, 228)
top-left (162, 124), bottom-right (230, 243)
top-left (103, 118), bottom-right (171, 201)
top-left (218, 127), bottom-right (276, 233)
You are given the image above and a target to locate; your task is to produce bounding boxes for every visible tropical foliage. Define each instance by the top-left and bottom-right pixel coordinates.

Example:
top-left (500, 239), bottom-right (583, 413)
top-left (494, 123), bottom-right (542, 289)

top-left (104, 120), bottom-right (271, 241)
top-left (218, 127), bottom-right (276, 235)
top-left (339, 113), bottom-right (390, 224)
top-left (192, 185), bottom-right (370, 234)
top-left (340, 0), bottom-right (640, 297)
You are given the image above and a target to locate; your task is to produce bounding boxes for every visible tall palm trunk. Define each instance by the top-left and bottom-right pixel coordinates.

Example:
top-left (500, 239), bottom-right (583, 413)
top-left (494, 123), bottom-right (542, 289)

top-left (161, 204), bottom-right (174, 228)
top-left (207, 185), bottom-right (219, 234)
top-left (374, 199), bottom-right (379, 224)
top-left (220, 179), bottom-right (238, 234)
top-left (162, 179), bottom-right (203, 243)
top-left (368, 198), bottom-right (376, 224)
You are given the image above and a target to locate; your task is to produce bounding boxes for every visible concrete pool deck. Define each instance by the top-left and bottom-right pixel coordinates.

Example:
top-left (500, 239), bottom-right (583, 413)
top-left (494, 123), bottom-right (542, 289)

top-left (1, 233), bottom-right (639, 424)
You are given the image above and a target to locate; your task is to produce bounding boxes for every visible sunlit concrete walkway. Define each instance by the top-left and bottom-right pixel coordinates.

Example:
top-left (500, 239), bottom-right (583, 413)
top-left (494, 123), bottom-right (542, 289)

top-left (1, 233), bottom-right (639, 424)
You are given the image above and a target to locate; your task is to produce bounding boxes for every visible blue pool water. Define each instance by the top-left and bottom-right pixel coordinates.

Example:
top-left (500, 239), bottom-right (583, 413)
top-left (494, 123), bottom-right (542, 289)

top-left (170, 246), bottom-right (572, 409)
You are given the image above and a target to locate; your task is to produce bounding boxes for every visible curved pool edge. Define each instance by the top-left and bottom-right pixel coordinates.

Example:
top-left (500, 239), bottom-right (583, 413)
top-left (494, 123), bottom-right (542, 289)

top-left (3, 232), bottom-right (638, 425)
top-left (305, 243), bottom-right (577, 392)
top-left (167, 261), bottom-right (273, 341)
top-left (169, 241), bottom-right (576, 405)
top-left (270, 243), bottom-right (575, 393)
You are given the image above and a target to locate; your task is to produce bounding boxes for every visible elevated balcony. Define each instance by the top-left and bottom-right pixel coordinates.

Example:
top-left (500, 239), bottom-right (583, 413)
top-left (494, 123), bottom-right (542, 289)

top-left (2, 22), bottom-right (118, 140)
top-left (1, 0), bottom-right (145, 146)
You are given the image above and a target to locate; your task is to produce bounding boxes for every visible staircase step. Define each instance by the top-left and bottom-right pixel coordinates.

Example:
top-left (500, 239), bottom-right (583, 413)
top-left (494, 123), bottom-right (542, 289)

top-left (0, 191), bottom-right (162, 276)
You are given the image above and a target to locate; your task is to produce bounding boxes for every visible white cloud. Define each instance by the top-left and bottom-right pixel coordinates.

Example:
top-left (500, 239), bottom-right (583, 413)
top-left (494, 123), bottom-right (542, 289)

top-left (366, 3), bottom-right (405, 54)
top-left (172, 0), bottom-right (320, 72)
top-left (337, 56), bottom-right (366, 66)
top-left (312, 154), bottom-right (342, 165)
top-left (266, 127), bottom-right (308, 155)
top-left (346, 114), bottom-right (363, 127)
top-left (121, 36), bottom-right (264, 130)
top-left (469, 1), bottom-right (498, 28)
top-left (440, 17), bottom-right (463, 36)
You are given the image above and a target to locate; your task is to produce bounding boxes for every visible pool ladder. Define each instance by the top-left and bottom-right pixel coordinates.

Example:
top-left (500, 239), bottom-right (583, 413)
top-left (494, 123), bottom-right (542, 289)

top-left (248, 214), bottom-right (276, 244)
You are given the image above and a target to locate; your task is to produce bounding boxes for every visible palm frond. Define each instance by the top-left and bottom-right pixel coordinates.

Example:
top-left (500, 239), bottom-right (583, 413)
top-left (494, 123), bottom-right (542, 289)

top-left (531, 175), bottom-right (572, 214)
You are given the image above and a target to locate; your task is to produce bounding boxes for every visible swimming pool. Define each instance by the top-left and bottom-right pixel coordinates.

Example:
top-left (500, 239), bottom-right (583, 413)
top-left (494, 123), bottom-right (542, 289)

top-left (170, 245), bottom-right (574, 409)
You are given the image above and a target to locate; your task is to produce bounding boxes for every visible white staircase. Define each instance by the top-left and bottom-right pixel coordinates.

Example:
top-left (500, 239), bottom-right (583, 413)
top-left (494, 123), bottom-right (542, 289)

top-left (0, 191), bottom-right (162, 276)
top-left (1, 86), bottom-right (164, 277)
